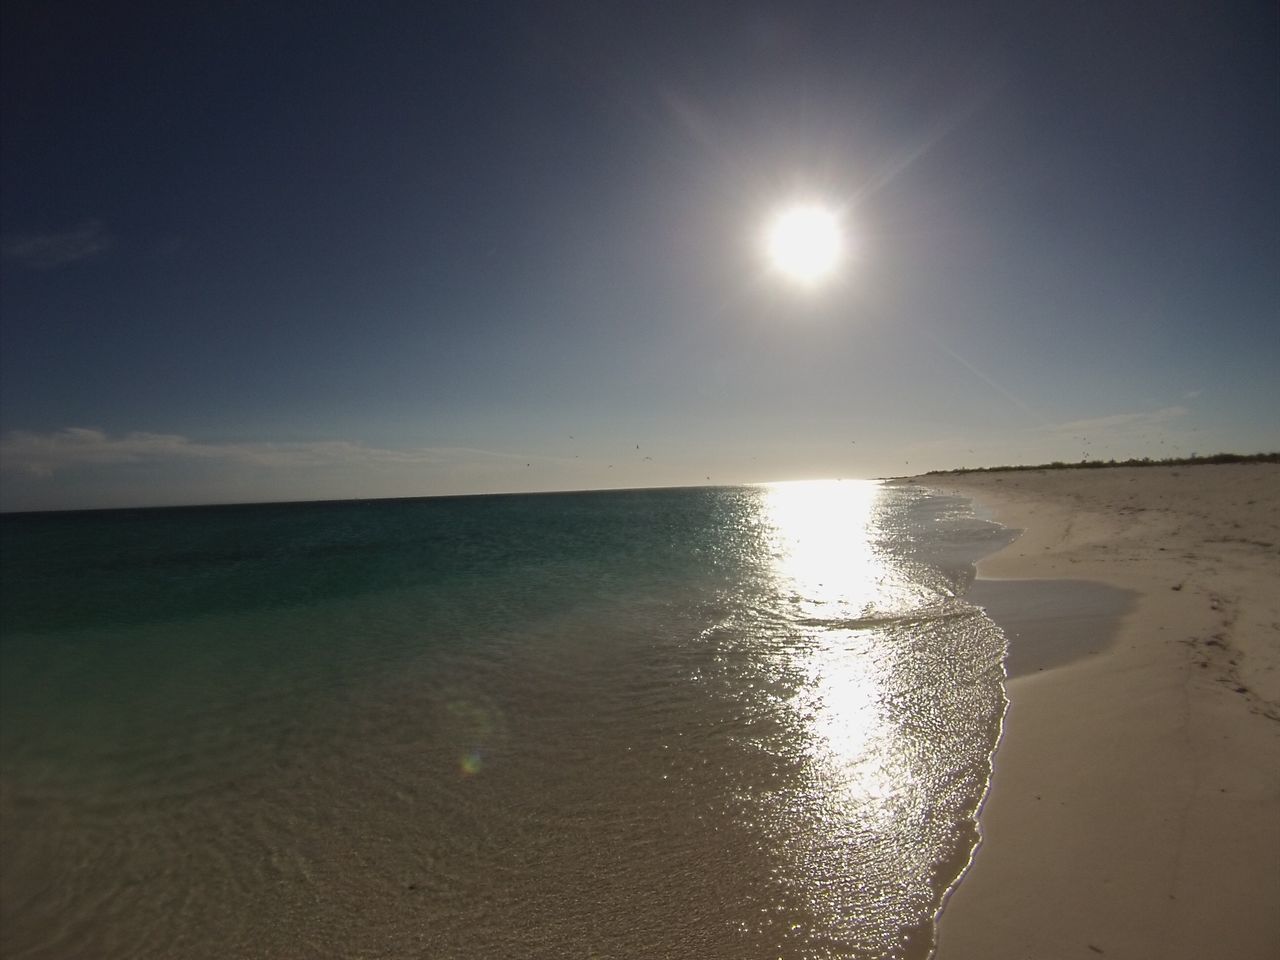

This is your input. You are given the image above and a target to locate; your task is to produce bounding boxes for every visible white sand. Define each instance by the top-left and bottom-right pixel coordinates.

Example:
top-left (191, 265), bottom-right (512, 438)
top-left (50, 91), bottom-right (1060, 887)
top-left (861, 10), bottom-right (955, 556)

top-left (925, 464), bottom-right (1280, 960)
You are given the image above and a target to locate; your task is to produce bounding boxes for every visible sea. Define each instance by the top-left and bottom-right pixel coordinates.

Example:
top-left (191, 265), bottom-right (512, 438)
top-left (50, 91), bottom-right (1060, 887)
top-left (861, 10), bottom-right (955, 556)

top-left (0, 480), bottom-right (1017, 960)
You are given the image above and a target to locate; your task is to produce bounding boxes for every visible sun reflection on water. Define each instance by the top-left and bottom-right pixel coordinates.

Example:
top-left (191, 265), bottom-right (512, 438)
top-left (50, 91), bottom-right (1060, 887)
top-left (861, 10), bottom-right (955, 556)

top-left (762, 481), bottom-right (917, 828)
top-left (746, 479), bottom-right (1005, 955)
top-left (763, 479), bottom-right (882, 618)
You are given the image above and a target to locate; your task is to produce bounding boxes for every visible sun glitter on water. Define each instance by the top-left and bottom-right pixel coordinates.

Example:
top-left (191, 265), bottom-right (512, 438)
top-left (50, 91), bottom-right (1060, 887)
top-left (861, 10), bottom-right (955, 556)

top-left (762, 203), bottom-right (845, 287)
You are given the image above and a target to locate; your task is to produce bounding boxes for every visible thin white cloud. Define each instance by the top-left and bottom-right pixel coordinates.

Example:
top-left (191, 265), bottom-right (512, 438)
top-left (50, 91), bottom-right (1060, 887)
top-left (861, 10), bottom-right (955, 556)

top-left (1049, 405), bottom-right (1189, 436)
top-left (2, 220), bottom-right (112, 269)
top-left (896, 405), bottom-right (1198, 473)
top-left (0, 428), bottom-right (527, 477)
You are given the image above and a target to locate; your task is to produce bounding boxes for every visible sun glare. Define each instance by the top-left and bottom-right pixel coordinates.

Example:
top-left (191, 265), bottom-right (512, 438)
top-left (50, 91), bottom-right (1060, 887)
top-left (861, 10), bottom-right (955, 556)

top-left (763, 203), bottom-right (845, 287)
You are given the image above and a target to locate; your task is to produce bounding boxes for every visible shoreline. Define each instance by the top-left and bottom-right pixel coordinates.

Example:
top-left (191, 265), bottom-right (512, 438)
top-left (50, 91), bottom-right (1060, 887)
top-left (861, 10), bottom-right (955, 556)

top-left (921, 463), bottom-right (1280, 958)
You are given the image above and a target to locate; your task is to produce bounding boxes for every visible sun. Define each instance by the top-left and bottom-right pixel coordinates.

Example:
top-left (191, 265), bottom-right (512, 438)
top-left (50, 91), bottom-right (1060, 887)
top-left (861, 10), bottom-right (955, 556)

top-left (763, 203), bottom-right (845, 287)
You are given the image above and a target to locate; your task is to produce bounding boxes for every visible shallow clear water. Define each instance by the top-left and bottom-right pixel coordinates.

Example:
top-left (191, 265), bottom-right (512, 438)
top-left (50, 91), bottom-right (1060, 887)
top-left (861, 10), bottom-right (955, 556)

top-left (1, 481), bottom-right (1013, 959)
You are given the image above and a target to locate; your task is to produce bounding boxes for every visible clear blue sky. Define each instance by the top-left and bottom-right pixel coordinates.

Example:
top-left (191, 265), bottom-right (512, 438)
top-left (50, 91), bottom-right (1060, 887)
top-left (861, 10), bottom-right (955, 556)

top-left (2, 1), bottom-right (1277, 510)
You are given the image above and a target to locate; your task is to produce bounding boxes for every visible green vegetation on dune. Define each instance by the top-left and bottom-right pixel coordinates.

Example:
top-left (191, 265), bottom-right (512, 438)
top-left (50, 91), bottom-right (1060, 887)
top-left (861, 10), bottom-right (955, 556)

top-left (924, 452), bottom-right (1280, 477)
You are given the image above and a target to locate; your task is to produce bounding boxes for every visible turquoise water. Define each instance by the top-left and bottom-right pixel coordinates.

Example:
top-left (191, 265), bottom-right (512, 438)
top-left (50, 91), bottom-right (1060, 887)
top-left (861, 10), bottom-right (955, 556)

top-left (1, 481), bottom-right (1012, 959)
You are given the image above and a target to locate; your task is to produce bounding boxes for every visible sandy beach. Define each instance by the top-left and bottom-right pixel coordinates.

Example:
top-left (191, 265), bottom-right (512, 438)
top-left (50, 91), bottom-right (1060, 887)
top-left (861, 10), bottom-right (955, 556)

top-left (922, 463), bottom-right (1280, 959)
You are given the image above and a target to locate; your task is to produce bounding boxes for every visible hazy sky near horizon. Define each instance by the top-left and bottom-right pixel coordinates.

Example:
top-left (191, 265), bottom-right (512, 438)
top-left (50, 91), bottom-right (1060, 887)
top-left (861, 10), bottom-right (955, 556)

top-left (2, 1), bottom-right (1277, 510)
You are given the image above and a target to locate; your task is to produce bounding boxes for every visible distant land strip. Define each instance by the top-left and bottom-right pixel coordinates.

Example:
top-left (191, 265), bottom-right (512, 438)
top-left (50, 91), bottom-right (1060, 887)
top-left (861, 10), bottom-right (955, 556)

top-left (923, 452), bottom-right (1280, 476)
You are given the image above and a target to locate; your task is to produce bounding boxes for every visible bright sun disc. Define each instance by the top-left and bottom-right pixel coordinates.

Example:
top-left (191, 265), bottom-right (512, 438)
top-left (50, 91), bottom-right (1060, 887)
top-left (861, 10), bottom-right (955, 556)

top-left (764, 204), bottom-right (844, 286)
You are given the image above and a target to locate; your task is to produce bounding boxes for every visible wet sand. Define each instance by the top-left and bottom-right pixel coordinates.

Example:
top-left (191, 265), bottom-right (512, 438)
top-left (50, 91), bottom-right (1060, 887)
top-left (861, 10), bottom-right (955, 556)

top-left (923, 463), bottom-right (1280, 959)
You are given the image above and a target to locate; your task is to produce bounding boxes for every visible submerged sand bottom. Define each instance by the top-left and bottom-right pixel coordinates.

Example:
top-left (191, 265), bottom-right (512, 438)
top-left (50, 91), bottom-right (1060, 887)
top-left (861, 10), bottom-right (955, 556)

top-left (925, 464), bottom-right (1280, 959)
top-left (0, 482), bottom-right (1010, 960)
